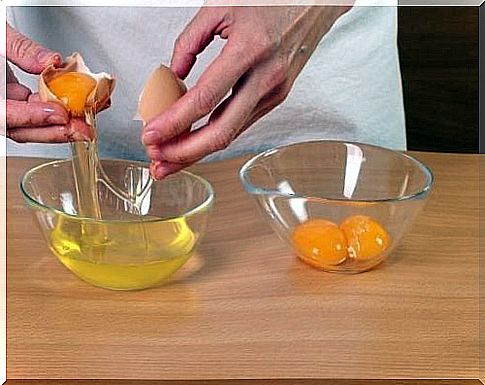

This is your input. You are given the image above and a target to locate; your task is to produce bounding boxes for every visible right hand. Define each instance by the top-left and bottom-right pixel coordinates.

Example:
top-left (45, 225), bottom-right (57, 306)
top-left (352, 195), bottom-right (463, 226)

top-left (3, 23), bottom-right (92, 143)
top-left (142, 6), bottom-right (351, 179)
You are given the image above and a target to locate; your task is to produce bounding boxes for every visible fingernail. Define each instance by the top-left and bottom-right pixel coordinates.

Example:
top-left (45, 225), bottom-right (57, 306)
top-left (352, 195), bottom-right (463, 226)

top-left (39, 51), bottom-right (61, 66)
top-left (143, 130), bottom-right (161, 146)
top-left (150, 161), bottom-right (166, 180)
top-left (51, 54), bottom-right (62, 67)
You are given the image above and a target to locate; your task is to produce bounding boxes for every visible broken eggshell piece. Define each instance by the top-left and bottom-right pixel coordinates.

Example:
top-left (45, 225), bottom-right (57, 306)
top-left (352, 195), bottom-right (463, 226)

top-left (136, 64), bottom-right (187, 180)
top-left (39, 52), bottom-right (115, 119)
top-left (136, 64), bottom-right (187, 125)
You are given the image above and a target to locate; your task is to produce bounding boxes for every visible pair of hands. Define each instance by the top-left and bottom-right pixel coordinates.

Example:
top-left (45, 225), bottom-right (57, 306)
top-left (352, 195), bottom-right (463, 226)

top-left (5, 6), bottom-right (351, 178)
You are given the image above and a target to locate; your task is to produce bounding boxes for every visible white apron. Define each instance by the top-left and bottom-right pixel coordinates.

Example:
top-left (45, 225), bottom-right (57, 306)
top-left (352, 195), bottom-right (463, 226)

top-left (7, 4), bottom-right (406, 161)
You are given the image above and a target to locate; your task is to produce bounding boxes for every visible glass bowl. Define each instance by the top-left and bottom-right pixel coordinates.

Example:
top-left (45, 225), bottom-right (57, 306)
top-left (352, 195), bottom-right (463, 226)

top-left (21, 159), bottom-right (214, 290)
top-left (239, 140), bottom-right (433, 273)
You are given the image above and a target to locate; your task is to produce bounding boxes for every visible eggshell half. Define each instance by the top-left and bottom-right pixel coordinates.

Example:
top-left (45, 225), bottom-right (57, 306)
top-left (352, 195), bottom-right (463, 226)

top-left (137, 64), bottom-right (187, 124)
top-left (38, 52), bottom-right (115, 117)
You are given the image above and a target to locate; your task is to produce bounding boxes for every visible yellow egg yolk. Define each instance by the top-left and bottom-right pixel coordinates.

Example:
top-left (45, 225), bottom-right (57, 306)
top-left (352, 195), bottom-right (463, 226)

top-left (291, 219), bottom-right (348, 267)
top-left (47, 72), bottom-right (97, 117)
top-left (340, 215), bottom-right (390, 261)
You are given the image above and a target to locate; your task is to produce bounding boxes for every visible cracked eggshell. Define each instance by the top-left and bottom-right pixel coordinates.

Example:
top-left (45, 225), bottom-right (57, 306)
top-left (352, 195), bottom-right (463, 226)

top-left (137, 64), bottom-right (187, 125)
top-left (38, 52), bottom-right (115, 117)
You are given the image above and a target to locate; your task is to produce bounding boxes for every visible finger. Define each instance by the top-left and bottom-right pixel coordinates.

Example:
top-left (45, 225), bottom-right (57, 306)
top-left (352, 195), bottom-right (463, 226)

top-left (7, 118), bottom-right (93, 143)
top-left (149, 80), bottom-right (259, 179)
top-left (150, 160), bottom-right (187, 181)
top-left (143, 41), bottom-right (260, 147)
top-left (170, 7), bottom-right (225, 79)
top-left (144, 129), bottom-right (191, 161)
top-left (6, 23), bottom-right (62, 74)
top-left (28, 93), bottom-right (41, 103)
top-left (6, 83), bottom-right (31, 101)
top-left (151, 88), bottom-right (280, 180)
top-left (6, 100), bottom-right (68, 128)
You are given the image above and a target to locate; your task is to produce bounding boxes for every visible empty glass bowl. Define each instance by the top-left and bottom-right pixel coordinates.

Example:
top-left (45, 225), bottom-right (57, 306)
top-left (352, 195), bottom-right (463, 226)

top-left (239, 140), bottom-right (434, 273)
top-left (21, 159), bottom-right (214, 290)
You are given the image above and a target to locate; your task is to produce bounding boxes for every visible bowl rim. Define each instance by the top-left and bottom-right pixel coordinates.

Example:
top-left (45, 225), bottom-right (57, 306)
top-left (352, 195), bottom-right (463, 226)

top-left (239, 139), bottom-right (434, 203)
top-left (20, 158), bottom-right (215, 223)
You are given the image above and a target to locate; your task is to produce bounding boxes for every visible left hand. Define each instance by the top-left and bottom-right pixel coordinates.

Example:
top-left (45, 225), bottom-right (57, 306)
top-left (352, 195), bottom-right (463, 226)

top-left (142, 5), bottom-right (352, 179)
top-left (4, 24), bottom-right (92, 143)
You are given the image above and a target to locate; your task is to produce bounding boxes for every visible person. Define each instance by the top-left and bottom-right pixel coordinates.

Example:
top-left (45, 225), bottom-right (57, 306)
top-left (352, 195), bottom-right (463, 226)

top-left (6, 4), bottom-right (406, 178)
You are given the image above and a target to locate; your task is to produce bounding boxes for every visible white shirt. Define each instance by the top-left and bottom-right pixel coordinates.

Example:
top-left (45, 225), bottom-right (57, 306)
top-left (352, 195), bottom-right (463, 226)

top-left (7, 4), bottom-right (406, 161)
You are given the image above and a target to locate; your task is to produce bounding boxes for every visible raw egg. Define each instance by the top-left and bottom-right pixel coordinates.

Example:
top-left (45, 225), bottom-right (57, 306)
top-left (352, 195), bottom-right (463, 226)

top-left (46, 72), bottom-right (97, 117)
top-left (137, 64), bottom-right (187, 124)
top-left (39, 52), bottom-right (115, 119)
top-left (291, 219), bottom-right (348, 268)
top-left (340, 215), bottom-right (390, 261)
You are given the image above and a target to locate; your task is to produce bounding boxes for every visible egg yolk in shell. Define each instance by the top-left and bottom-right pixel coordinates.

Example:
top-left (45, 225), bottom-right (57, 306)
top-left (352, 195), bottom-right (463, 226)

top-left (47, 72), bottom-right (97, 116)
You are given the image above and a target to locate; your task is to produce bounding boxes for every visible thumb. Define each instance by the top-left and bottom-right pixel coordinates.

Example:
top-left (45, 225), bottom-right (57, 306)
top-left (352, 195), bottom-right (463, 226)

top-left (6, 23), bottom-right (62, 74)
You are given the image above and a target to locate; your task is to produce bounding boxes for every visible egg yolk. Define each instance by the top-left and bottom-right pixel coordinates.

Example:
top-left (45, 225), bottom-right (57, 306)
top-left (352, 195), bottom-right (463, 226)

top-left (47, 72), bottom-right (97, 117)
top-left (340, 215), bottom-right (390, 261)
top-left (291, 219), bottom-right (348, 267)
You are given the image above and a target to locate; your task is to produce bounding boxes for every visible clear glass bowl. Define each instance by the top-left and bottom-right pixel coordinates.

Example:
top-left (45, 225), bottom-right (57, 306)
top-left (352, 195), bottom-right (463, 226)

top-left (21, 159), bottom-right (214, 290)
top-left (239, 140), bottom-right (434, 273)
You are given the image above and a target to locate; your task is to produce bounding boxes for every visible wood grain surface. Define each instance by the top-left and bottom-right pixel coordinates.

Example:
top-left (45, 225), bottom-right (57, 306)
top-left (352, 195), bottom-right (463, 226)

top-left (6, 153), bottom-right (479, 380)
top-left (4, 380), bottom-right (483, 385)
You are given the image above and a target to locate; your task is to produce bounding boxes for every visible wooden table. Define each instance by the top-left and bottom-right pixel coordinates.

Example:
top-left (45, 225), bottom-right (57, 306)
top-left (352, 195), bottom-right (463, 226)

top-left (6, 153), bottom-right (480, 382)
